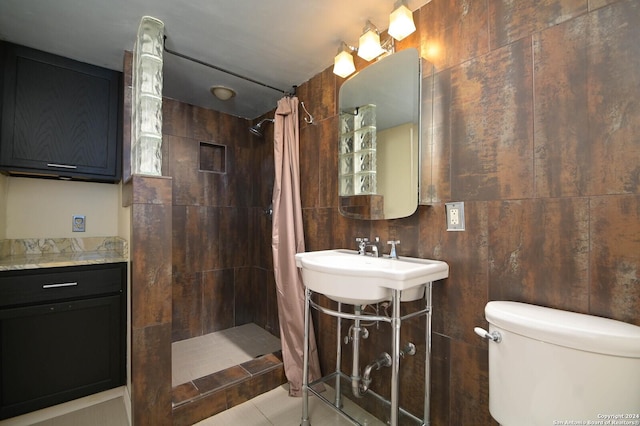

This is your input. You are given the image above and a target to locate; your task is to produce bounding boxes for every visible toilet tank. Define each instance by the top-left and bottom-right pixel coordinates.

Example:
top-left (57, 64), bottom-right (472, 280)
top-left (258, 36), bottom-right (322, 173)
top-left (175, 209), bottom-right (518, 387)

top-left (484, 301), bottom-right (640, 426)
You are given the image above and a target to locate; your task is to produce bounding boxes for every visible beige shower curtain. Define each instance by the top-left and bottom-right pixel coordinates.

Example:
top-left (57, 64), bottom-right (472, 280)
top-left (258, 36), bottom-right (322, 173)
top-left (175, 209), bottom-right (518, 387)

top-left (272, 96), bottom-right (322, 396)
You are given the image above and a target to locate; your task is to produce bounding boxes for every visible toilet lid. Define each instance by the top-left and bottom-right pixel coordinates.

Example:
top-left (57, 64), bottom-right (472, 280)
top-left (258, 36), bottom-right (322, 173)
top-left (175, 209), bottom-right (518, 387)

top-left (485, 301), bottom-right (640, 358)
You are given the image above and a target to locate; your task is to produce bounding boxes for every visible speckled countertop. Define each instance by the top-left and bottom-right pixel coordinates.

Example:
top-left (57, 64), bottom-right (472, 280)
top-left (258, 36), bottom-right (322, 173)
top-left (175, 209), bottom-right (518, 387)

top-left (0, 237), bottom-right (128, 271)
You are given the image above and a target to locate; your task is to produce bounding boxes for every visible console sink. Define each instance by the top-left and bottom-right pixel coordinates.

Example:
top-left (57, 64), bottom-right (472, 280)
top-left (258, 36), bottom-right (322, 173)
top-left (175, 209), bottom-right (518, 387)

top-left (295, 249), bottom-right (449, 305)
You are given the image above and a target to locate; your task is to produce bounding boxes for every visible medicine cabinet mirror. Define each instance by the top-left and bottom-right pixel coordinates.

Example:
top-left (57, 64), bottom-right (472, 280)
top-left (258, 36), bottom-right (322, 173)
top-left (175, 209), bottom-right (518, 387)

top-left (338, 47), bottom-right (434, 220)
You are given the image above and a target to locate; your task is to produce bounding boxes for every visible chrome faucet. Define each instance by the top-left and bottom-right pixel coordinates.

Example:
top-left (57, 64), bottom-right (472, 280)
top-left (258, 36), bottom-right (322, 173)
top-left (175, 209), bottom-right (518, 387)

top-left (355, 237), bottom-right (382, 257)
top-left (365, 242), bottom-right (379, 257)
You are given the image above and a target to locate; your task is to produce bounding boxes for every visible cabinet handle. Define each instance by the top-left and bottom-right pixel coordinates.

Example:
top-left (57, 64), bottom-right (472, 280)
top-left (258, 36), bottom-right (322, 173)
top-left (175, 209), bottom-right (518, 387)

top-left (47, 163), bottom-right (77, 169)
top-left (42, 282), bottom-right (78, 289)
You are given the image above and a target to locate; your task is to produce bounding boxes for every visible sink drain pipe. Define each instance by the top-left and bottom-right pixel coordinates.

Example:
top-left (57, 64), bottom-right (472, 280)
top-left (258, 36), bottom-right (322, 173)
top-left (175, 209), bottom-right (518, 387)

top-left (351, 306), bottom-right (393, 398)
top-left (359, 352), bottom-right (392, 394)
top-left (350, 308), bottom-right (417, 398)
top-left (351, 305), bottom-right (366, 398)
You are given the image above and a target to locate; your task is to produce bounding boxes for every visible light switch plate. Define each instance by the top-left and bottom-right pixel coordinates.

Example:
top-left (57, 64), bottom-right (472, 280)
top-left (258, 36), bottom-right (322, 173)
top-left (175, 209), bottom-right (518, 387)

top-left (445, 202), bottom-right (465, 231)
top-left (73, 215), bottom-right (86, 232)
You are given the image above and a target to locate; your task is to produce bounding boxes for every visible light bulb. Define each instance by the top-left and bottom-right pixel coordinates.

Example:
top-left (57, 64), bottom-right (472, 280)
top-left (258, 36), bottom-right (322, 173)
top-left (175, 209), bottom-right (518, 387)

top-left (333, 43), bottom-right (356, 78)
top-left (389, 1), bottom-right (416, 41)
top-left (357, 21), bottom-right (385, 61)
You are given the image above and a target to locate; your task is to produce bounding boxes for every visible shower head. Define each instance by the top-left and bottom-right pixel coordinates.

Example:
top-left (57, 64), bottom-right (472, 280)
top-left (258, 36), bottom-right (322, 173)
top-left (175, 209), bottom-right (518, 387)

top-left (249, 118), bottom-right (275, 137)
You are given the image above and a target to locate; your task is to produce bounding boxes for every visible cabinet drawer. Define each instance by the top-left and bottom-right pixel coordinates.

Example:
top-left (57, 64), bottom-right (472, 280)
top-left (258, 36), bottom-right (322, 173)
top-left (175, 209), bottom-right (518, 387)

top-left (0, 263), bottom-right (126, 308)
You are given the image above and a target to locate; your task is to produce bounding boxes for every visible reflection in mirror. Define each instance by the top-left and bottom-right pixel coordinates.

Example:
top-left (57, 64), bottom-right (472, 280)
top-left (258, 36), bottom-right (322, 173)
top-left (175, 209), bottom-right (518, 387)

top-left (338, 48), bottom-right (424, 220)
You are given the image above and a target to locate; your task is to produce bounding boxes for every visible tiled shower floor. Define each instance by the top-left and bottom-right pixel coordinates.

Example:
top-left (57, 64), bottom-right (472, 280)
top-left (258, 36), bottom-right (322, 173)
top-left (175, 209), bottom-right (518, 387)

top-left (172, 323), bottom-right (282, 387)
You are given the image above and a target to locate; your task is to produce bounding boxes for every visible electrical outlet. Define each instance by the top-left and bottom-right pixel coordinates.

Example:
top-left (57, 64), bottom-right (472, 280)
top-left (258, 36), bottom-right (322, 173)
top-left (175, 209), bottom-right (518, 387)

top-left (449, 208), bottom-right (459, 225)
top-left (445, 202), bottom-right (465, 231)
top-left (73, 215), bottom-right (86, 232)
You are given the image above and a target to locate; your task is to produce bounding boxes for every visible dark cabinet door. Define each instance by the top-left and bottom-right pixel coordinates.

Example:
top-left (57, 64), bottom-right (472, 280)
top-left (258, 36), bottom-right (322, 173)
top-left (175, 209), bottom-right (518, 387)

top-left (0, 262), bottom-right (127, 419)
top-left (0, 295), bottom-right (124, 419)
top-left (0, 42), bottom-right (122, 182)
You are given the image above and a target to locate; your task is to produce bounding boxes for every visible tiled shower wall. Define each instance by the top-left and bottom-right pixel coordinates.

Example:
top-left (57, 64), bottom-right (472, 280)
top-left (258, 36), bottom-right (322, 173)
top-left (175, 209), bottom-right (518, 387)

top-left (289, 0), bottom-right (640, 424)
top-left (162, 98), bottom-right (279, 342)
top-left (124, 54), bottom-right (280, 423)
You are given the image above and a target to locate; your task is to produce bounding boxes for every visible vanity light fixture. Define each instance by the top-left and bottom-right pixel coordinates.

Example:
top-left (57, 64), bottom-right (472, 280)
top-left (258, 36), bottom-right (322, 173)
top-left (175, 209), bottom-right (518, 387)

top-left (388, 0), bottom-right (416, 41)
top-left (333, 42), bottom-right (356, 78)
top-left (357, 20), bottom-right (386, 61)
top-left (210, 85), bottom-right (236, 101)
top-left (332, 0), bottom-right (414, 79)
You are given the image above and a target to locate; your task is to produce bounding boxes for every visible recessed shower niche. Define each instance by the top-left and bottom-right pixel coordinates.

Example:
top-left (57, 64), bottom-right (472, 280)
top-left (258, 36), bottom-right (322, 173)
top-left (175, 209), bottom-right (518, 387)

top-left (199, 142), bottom-right (226, 174)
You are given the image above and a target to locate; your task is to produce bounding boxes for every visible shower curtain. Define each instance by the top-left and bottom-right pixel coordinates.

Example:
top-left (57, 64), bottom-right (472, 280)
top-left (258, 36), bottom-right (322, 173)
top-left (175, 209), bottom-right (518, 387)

top-left (272, 96), bottom-right (322, 396)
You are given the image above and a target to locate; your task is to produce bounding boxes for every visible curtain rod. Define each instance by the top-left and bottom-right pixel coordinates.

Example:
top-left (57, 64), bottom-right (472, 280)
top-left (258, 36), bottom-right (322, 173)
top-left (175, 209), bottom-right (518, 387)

top-left (162, 36), bottom-right (291, 95)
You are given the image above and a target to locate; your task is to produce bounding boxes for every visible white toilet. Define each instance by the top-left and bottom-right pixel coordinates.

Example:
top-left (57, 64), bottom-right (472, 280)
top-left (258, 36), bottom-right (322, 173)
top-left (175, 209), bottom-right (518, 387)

top-left (477, 301), bottom-right (640, 426)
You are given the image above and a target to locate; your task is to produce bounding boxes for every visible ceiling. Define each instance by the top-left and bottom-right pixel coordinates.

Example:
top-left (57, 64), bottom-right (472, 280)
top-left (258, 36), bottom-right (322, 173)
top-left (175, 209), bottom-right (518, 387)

top-left (0, 0), bottom-right (430, 120)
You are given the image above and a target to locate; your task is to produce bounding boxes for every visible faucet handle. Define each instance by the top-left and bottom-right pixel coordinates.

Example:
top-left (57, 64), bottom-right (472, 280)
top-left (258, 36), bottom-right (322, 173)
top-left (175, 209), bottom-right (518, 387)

top-left (355, 237), bottom-right (369, 247)
top-left (386, 240), bottom-right (400, 259)
top-left (356, 237), bottom-right (368, 255)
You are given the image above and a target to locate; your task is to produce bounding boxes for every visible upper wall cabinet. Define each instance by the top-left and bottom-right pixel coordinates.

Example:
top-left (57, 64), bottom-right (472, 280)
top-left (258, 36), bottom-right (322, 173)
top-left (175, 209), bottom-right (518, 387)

top-left (0, 42), bottom-right (122, 182)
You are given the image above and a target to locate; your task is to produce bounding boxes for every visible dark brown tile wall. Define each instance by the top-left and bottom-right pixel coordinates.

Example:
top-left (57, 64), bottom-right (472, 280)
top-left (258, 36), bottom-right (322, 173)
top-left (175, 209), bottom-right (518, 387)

top-left (450, 38), bottom-right (534, 201)
top-left (163, 97), bottom-right (278, 342)
top-left (590, 195), bottom-right (640, 324)
top-left (123, 51), bottom-right (172, 425)
top-left (124, 175), bottom-right (174, 425)
top-left (488, 0), bottom-right (588, 49)
top-left (288, 0), bottom-right (640, 425)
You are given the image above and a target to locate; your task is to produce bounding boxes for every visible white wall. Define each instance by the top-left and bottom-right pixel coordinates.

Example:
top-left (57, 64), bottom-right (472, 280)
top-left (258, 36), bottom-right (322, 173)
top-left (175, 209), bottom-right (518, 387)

top-left (377, 122), bottom-right (418, 218)
top-left (0, 174), bottom-right (8, 239)
top-left (5, 176), bottom-right (123, 239)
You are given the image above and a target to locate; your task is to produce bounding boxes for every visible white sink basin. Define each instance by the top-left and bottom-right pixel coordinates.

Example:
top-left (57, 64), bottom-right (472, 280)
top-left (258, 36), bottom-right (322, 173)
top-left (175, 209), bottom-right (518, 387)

top-left (295, 249), bottom-right (449, 305)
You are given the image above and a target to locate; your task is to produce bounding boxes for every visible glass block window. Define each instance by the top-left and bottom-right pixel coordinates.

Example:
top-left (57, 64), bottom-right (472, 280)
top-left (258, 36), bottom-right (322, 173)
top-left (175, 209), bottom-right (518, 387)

top-left (338, 104), bottom-right (377, 196)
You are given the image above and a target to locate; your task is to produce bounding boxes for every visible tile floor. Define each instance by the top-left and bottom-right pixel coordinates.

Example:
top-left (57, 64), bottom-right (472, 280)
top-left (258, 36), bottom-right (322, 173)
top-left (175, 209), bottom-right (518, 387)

top-left (172, 323), bottom-right (282, 387)
top-left (0, 389), bottom-right (129, 426)
top-left (10, 385), bottom-right (385, 426)
top-left (29, 398), bottom-right (129, 426)
top-left (195, 384), bottom-right (386, 426)
top-left (13, 384), bottom-right (384, 426)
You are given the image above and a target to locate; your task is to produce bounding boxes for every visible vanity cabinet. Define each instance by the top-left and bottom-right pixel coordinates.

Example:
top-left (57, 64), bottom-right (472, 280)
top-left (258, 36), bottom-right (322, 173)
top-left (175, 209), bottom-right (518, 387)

top-left (0, 262), bottom-right (127, 419)
top-left (0, 41), bottom-right (122, 182)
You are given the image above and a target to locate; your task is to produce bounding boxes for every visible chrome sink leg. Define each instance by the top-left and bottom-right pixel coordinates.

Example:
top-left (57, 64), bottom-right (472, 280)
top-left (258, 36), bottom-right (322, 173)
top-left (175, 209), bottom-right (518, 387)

top-left (301, 288), bottom-right (311, 426)
top-left (334, 302), bottom-right (343, 408)
top-left (424, 282), bottom-right (433, 426)
top-left (390, 289), bottom-right (401, 426)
